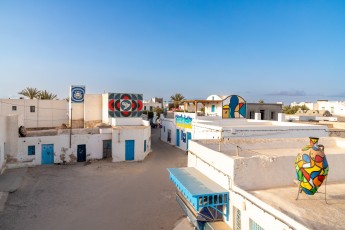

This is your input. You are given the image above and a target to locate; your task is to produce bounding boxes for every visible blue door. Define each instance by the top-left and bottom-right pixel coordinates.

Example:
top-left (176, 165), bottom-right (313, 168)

top-left (77, 144), bottom-right (86, 162)
top-left (212, 105), bottom-right (216, 112)
top-left (176, 129), bottom-right (180, 147)
top-left (187, 132), bottom-right (192, 150)
top-left (125, 140), bottom-right (135, 161)
top-left (144, 140), bottom-right (147, 152)
top-left (41, 144), bottom-right (54, 164)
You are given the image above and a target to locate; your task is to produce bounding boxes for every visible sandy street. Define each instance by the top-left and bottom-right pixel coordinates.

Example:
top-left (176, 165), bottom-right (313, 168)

top-left (0, 128), bottom-right (187, 230)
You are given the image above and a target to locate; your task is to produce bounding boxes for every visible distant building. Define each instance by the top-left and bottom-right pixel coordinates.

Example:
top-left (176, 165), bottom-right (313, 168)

top-left (0, 98), bottom-right (68, 128)
top-left (247, 103), bottom-right (282, 120)
top-left (291, 100), bottom-right (345, 116)
top-left (161, 94), bottom-right (328, 152)
top-left (143, 97), bottom-right (163, 112)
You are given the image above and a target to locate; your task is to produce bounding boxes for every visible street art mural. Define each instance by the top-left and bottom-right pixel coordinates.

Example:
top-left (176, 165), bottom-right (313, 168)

top-left (222, 95), bottom-right (246, 118)
top-left (70, 85), bottom-right (85, 103)
top-left (295, 137), bottom-right (329, 195)
top-left (175, 114), bottom-right (193, 129)
top-left (108, 93), bottom-right (143, 117)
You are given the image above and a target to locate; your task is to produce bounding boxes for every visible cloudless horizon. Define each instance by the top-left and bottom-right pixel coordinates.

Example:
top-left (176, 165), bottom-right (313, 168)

top-left (1, 0), bottom-right (344, 105)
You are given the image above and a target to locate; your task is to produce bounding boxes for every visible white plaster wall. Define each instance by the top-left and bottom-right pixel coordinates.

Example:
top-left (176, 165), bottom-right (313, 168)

top-left (102, 93), bottom-right (109, 124)
top-left (143, 101), bottom-right (162, 111)
top-left (204, 102), bottom-right (222, 116)
top-left (316, 101), bottom-right (345, 116)
top-left (84, 94), bottom-right (102, 122)
top-left (6, 115), bottom-right (18, 157)
top-left (112, 118), bottom-right (143, 126)
top-left (188, 139), bottom-right (308, 230)
top-left (229, 188), bottom-right (307, 230)
top-left (17, 132), bottom-right (112, 165)
top-left (206, 95), bottom-right (222, 100)
top-left (0, 99), bottom-right (68, 128)
top-left (70, 102), bottom-right (84, 121)
top-left (112, 126), bottom-right (151, 162)
top-left (0, 115), bottom-right (6, 172)
top-left (160, 118), bottom-right (175, 145)
top-left (188, 141), bottom-right (234, 188)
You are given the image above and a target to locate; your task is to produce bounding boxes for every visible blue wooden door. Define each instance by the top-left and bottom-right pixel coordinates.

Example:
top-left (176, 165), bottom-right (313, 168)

top-left (187, 132), bottom-right (192, 150)
top-left (77, 144), bottom-right (86, 162)
top-left (125, 140), bottom-right (135, 161)
top-left (176, 129), bottom-right (180, 147)
top-left (144, 140), bottom-right (147, 152)
top-left (41, 144), bottom-right (54, 164)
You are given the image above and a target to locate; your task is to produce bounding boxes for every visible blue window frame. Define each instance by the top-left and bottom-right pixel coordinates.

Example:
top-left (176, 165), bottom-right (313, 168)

top-left (28, 145), bottom-right (35, 155)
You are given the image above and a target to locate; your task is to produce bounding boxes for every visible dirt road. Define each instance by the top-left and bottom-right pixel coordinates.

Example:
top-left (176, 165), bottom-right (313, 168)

top-left (0, 128), bottom-right (187, 230)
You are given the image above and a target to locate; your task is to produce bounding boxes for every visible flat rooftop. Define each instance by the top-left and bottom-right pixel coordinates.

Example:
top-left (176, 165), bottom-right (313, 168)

top-left (194, 137), bottom-right (345, 158)
top-left (250, 181), bottom-right (345, 230)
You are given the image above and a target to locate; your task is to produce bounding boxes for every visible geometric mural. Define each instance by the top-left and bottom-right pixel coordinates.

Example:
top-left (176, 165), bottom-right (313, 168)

top-left (295, 137), bottom-right (329, 195)
top-left (108, 93), bottom-right (143, 117)
top-left (70, 85), bottom-right (85, 103)
top-left (222, 95), bottom-right (246, 118)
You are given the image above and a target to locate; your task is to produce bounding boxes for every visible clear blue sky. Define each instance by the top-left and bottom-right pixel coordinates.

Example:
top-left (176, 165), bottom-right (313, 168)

top-left (1, 0), bottom-right (344, 104)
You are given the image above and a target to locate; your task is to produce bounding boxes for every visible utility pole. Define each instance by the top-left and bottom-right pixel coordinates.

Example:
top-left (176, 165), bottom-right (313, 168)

top-left (70, 108), bottom-right (72, 148)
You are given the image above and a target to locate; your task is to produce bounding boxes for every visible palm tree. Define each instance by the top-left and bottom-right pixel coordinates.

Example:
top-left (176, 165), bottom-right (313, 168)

top-left (170, 93), bottom-right (185, 109)
top-left (38, 90), bottom-right (57, 100)
top-left (18, 87), bottom-right (40, 99)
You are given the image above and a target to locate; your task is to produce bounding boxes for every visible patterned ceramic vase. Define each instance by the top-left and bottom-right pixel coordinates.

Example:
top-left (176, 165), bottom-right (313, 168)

top-left (295, 137), bottom-right (329, 195)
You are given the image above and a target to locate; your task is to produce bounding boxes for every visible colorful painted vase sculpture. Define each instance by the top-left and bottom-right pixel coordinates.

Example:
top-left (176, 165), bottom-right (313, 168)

top-left (295, 137), bottom-right (329, 195)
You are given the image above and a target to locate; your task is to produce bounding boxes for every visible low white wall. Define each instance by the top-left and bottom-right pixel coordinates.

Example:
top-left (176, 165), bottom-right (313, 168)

top-left (112, 118), bottom-right (143, 126)
top-left (188, 141), bottom-right (234, 189)
top-left (17, 132), bottom-right (112, 165)
top-left (112, 126), bottom-right (151, 162)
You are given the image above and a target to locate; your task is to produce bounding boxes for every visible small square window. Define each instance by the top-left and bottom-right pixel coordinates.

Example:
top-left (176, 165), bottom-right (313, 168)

top-left (28, 145), bottom-right (35, 155)
top-left (30, 106), bottom-right (35, 112)
top-left (12, 106), bottom-right (17, 111)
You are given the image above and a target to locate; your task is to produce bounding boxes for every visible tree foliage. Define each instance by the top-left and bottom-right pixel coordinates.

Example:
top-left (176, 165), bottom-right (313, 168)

top-left (283, 105), bottom-right (310, 114)
top-left (18, 87), bottom-right (40, 99)
top-left (38, 90), bottom-right (57, 100)
top-left (170, 93), bottom-right (185, 109)
top-left (258, 99), bottom-right (265, 104)
top-left (18, 87), bottom-right (57, 100)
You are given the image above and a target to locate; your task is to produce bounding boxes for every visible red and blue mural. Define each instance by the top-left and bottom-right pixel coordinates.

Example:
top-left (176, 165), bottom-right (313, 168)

top-left (108, 93), bottom-right (143, 118)
top-left (222, 95), bottom-right (246, 118)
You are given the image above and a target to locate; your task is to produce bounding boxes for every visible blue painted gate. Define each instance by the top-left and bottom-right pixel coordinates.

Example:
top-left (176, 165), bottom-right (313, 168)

top-left (125, 140), bottom-right (135, 161)
top-left (187, 132), bottom-right (192, 150)
top-left (41, 144), bottom-right (54, 164)
top-left (77, 144), bottom-right (86, 162)
top-left (176, 129), bottom-right (180, 147)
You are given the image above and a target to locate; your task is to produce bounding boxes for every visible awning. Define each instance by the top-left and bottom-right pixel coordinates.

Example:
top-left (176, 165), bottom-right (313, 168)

top-left (167, 167), bottom-right (229, 222)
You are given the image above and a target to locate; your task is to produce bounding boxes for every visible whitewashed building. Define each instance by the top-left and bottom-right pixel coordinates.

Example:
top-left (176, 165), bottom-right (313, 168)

top-left (2, 86), bottom-right (152, 167)
top-left (291, 100), bottom-right (345, 116)
top-left (0, 99), bottom-right (68, 128)
top-left (168, 137), bottom-right (345, 229)
top-left (161, 95), bottom-right (328, 152)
